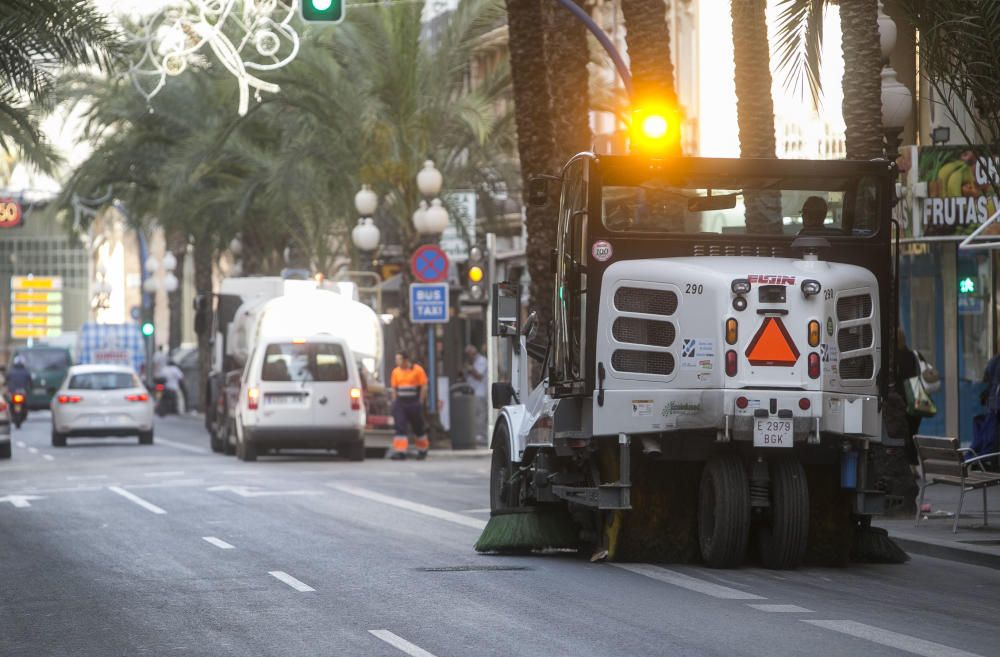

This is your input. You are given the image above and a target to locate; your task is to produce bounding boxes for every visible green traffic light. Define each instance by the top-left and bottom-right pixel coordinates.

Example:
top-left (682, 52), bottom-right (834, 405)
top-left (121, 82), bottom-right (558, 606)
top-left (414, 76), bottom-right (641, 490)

top-left (141, 322), bottom-right (155, 337)
top-left (959, 277), bottom-right (976, 295)
top-left (301, 0), bottom-right (344, 22)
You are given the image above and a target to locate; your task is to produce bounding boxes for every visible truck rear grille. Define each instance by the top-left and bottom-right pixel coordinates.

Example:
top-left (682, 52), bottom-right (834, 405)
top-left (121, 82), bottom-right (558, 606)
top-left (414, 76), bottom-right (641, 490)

top-left (692, 244), bottom-right (787, 258)
top-left (614, 287), bottom-right (677, 316)
top-left (839, 355), bottom-right (874, 379)
top-left (837, 324), bottom-right (873, 352)
top-left (837, 294), bottom-right (873, 321)
top-left (612, 349), bottom-right (675, 376)
top-left (612, 317), bottom-right (676, 347)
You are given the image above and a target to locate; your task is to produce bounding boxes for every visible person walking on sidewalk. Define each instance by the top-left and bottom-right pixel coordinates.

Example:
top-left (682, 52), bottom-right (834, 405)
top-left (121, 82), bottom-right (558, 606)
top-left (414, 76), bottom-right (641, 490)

top-left (463, 345), bottom-right (488, 445)
top-left (389, 351), bottom-right (429, 460)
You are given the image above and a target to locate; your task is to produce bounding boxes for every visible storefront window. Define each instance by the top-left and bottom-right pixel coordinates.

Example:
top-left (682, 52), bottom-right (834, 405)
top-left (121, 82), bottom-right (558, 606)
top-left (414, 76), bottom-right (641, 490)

top-left (900, 242), bottom-right (946, 436)
top-left (957, 251), bottom-right (993, 444)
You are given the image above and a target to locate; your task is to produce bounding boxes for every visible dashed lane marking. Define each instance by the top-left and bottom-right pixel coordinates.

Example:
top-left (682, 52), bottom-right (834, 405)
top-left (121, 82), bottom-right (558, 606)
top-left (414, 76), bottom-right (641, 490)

top-left (107, 486), bottom-right (167, 515)
top-left (611, 564), bottom-right (766, 600)
top-left (329, 483), bottom-right (487, 530)
top-left (802, 620), bottom-right (985, 657)
top-left (202, 536), bottom-right (235, 550)
top-left (369, 630), bottom-right (440, 657)
top-left (27, 447), bottom-right (38, 454)
top-left (748, 604), bottom-right (813, 613)
top-left (42, 454), bottom-right (54, 461)
top-left (153, 437), bottom-right (209, 454)
top-left (16, 441), bottom-right (25, 448)
top-left (144, 471), bottom-right (185, 477)
top-left (268, 571), bottom-right (315, 592)
top-left (67, 475), bottom-right (108, 481)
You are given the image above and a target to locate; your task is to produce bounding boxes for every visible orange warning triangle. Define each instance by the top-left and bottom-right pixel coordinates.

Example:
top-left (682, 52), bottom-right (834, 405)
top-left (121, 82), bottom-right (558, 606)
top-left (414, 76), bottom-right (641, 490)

top-left (745, 317), bottom-right (800, 366)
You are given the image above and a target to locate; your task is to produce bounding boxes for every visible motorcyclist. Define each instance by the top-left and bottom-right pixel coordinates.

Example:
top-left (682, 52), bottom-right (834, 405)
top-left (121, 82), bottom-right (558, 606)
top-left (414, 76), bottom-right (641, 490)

top-left (6, 357), bottom-right (33, 395)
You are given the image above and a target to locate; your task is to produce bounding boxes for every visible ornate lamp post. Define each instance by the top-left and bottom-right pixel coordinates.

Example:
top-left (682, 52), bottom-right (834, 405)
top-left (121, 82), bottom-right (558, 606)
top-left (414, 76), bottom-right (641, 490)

top-left (878, 3), bottom-right (913, 157)
top-left (352, 185), bottom-right (381, 260)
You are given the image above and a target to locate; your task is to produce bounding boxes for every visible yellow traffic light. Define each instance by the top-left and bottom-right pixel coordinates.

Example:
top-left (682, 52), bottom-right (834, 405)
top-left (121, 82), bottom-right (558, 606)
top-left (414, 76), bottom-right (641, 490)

top-left (468, 265), bottom-right (484, 283)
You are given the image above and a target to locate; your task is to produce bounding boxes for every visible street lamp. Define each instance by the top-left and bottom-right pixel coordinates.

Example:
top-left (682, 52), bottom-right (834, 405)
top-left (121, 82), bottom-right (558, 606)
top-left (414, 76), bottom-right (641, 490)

top-left (413, 160), bottom-right (448, 235)
top-left (352, 184), bottom-right (381, 258)
top-left (878, 2), bottom-right (912, 157)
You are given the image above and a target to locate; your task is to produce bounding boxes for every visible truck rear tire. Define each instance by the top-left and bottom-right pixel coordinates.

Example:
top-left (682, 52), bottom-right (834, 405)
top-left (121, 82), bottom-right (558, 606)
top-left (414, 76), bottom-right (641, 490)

top-left (209, 426), bottom-right (224, 453)
top-left (237, 431), bottom-right (257, 462)
top-left (757, 459), bottom-right (809, 570)
top-left (490, 422), bottom-right (519, 511)
top-left (51, 430), bottom-right (66, 447)
top-left (698, 454), bottom-right (750, 568)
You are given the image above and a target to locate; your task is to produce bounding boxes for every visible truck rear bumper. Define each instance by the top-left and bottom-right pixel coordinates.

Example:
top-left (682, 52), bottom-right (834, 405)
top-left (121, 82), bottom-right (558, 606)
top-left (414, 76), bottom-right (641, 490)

top-left (244, 426), bottom-right (363, 449)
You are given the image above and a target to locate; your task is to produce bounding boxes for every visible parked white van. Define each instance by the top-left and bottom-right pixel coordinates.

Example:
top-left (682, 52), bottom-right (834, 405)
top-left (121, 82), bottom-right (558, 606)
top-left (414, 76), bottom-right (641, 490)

top-left (234, 335), bottom-right (366, 461)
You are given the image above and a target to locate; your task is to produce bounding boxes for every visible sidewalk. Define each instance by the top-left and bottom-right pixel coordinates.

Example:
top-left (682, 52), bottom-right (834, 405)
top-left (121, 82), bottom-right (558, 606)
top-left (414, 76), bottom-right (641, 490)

top-left (876, 483), bottom-right (1000, 570)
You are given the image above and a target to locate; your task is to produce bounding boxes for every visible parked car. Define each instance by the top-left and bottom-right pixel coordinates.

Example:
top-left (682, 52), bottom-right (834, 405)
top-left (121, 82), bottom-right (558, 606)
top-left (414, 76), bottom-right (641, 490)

top-left (10, 346), bottom-right (72, 409)
top-left (233, 336), bottom-right (365, 462)
top-left (50, 365), bottom-right (154, 446)
top-left (0, 395), bottom-right (10, 459)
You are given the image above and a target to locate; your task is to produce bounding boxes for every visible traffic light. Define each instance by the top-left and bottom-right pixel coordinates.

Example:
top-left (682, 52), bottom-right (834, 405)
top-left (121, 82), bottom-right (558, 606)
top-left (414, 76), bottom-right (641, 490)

top-left (464, 246), bottom-right (488, 304)
top-left (300, 0), bottom-right (345, 23)
top-left (141, 321), bottom-right (155, 337)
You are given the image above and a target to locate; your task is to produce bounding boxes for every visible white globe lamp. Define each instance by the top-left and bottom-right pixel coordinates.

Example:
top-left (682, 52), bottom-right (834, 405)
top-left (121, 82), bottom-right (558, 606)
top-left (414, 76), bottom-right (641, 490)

top-left (145, 256), bottom-right (159, 275)
top-left (162, 251), bottom-right (177, 272)
top-left (423, 198), bottom-right (449, 235)
top-left (352, 217), bottom-right (381, 252)
top-left (163, 272), bottom-right (179, 293)
top-left (354, 185), bottom-right (378, 217)
top-left (229, 237), bottom-right (243, 256)
top-left (143, 277), bottom-right (158, 293)
top-left (412, 201), bottom-right (429, 233)
top-left (881, 66), bottom-right (912, 129)
top-left (877, 2), bottom-right (896, 61)
top-left (416, 160), bottom-right (443, 198)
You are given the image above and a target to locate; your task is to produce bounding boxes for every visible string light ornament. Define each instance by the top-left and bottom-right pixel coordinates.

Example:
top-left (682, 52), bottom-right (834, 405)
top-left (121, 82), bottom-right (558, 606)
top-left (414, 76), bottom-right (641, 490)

top-left (123, 0), bottom-right (301, 116)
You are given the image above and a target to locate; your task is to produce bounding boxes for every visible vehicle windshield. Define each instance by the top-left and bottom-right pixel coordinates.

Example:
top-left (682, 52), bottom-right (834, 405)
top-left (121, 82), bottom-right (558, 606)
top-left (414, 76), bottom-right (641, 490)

top-left (17, 349), bottom-right (71, 372)
top-left (261, 343), bottom-right (348, 382)
top-left (601, 172), bottom-right (881, 236)
top-left (68, 372), bottom-right (140, 390)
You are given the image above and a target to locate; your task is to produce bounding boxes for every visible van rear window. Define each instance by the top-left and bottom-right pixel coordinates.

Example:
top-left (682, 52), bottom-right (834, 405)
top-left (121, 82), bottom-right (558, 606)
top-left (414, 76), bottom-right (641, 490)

top-left (261, 343), bottom-right (348, 382)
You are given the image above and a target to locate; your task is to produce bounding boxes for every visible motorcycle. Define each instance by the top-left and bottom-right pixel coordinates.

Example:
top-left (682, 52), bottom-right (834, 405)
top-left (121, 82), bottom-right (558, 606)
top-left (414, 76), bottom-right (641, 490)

top-left (153, 377), bottom-right (178, 417)
top-left (9, 390), bottom-right (27, 428)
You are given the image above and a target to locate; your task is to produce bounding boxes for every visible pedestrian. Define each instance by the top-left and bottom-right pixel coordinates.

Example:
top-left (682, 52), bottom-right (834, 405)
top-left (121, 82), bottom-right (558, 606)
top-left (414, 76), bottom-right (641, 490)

top-left (162, 360), bottom-right (186, 414)
top-left (977, 351), bottom-right (1000, 468)
top-left (152, 345), bottom-right (168, 378)
top-left (895, 328), bottom-right (938, 508)
top-left (389, 351), bottom-right (429, 460)
top-left (464, 344), bottom-right (488, 445)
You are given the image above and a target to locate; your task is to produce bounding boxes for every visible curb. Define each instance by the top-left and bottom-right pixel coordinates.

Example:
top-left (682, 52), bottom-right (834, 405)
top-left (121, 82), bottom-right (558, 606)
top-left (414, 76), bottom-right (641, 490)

top-left (878, 526), bottom-right (1000, 571)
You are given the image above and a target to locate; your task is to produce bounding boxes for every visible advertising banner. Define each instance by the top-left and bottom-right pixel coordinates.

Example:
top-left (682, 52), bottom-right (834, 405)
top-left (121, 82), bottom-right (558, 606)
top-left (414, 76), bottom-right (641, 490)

top-left (904, 146), bottom-right (1000, 238)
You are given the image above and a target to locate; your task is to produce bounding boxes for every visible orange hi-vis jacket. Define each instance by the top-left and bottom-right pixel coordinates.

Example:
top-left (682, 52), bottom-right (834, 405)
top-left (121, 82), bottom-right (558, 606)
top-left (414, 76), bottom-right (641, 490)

top-left (391, 364), bottom-right (428, 399)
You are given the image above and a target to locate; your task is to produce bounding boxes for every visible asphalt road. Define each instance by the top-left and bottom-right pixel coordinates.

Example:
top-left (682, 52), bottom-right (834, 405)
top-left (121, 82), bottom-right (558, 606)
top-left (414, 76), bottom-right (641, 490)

top-left (1, 411), bottom-right (998, 657)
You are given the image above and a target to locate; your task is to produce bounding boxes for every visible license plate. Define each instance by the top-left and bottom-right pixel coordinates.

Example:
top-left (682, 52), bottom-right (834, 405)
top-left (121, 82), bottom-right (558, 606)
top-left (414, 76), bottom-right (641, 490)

top-left (34, 387), bottom-right (45, 394)
top-left (266, 395), bottom-right (302, 405)
top-left (753, 418), bottom-right (793, 447)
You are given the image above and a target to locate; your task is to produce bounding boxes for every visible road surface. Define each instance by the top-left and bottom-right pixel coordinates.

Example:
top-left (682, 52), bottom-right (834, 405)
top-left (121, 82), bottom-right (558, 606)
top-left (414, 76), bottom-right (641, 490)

top-left (1, 411), bottom-right (997, 657)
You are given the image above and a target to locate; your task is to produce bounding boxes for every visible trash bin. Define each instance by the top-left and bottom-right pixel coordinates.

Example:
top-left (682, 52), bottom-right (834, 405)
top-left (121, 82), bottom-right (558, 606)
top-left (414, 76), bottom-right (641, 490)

top-left (449, 383), bottom-right (477, 450)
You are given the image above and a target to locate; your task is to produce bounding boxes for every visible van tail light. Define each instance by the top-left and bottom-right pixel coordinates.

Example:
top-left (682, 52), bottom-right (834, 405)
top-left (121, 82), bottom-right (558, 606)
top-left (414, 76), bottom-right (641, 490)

top-left (725, 350), bottom-right (738, 377)
top-left (126, 393), bottom-right (149, 402)
top-left (247, 387), bottom-right (260, 411)
top-left (807, 320), bottom-right (821, 347)
top-left (12, 393), bottom-right (25, 404)
top-left (808, 352), bottom-right (821, 379)
top-left (350, 387), bottom-right (363, 411)
top-left (725, 318), bottom-right (738, 345)
top-left (57, 395), bottom-right (82, 404)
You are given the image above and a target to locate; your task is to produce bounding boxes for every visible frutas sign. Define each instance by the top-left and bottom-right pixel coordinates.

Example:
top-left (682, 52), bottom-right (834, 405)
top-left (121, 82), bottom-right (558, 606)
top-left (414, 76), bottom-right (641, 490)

top-left (0, 199), bottom-right (23, 228)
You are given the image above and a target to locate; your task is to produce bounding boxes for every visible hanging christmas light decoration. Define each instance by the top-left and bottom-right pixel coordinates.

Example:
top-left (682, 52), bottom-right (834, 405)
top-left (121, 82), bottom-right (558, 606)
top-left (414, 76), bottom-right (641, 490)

top-left (123, 0), bottom-right (301, 116)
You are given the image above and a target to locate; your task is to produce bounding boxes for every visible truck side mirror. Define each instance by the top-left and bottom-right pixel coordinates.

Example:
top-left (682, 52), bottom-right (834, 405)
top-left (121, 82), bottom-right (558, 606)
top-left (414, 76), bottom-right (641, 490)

top-left (491, 382), bottom-right (515, 409)
top-left (193, 295), bottom-right (211, 336)
top-left (491, 282), bottom-right (520, 337)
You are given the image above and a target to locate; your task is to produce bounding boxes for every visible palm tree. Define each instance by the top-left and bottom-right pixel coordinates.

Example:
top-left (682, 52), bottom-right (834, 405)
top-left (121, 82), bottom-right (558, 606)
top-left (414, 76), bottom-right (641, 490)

top-left (775, 0), bottom-right (884, 160)
top-left (0, 0), bottom-right (119, 171)
top-left (620, 0), bottom-right (676, 105)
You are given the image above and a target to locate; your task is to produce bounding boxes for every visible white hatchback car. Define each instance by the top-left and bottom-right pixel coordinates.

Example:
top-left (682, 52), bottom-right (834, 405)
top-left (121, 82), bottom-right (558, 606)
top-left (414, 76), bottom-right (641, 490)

top-left (234, 336), bottom-right (366, 461)
top-left (50, 365), bottom-right (154, 446)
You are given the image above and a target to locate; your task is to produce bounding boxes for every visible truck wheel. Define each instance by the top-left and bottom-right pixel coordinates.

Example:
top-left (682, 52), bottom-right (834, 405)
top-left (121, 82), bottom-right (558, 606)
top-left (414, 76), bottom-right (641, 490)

top-left (209, 423), bottom-right (224, 453)
top-left (223, 420), bottom-right (236, 456)
top-left (51, 430), bottom-right (67, 447)
top-left (758, 459), bottom-right (809, 570)
top-left (237, 428), bottom-right (257, 462)
top-left (698, 454), bottom-right (750, 568)
top-left (490, 422), bottom-right (520, 511)
top-left (139, 431), bottom-right (154, 445)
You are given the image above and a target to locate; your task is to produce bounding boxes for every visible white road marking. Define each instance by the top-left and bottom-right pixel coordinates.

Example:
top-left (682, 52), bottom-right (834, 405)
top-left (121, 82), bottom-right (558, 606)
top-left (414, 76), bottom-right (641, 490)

top-left (67, 475), bottom-right (108, 481)
top-left (27, 447), bottom-right (38, 454)
top-left (611, 564), bottom-right (766, 600)
top-left (369, 630), bottom-right (439, 657)
top-left (16, 441), bottom-right (25, 448)
top-left (144, 471), bottom-right (185, 477)
top-left (154, 437), bottom-right (209, 454)
top-left (329, 484), bottom-right (487, 530)
top-left (748, 604), bottom-right (812, 613)
top-left (202, 536), bottom-right (235, 550)
top-left (107, 486), bottom-right (167, 514)
top-left (42, 454), bottom-right (54, 461)
top-left (0, 494), bottom-right (45, 508)
top-left (802, 620), bottom-right (985, 657)
top-left (268, 571), bottom-right (315, 592)
top-left (207, 485), bottom-right (321, 498)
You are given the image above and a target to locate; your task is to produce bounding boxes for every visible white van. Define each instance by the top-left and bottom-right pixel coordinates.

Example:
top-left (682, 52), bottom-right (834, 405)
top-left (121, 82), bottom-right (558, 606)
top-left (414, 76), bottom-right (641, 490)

top-left (234, 335), bottom-right (366, 461)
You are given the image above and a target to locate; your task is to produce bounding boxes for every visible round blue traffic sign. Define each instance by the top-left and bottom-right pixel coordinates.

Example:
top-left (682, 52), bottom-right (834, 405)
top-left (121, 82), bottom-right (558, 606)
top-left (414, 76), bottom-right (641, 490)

top-left (410, 244), bottom-right (449, 283)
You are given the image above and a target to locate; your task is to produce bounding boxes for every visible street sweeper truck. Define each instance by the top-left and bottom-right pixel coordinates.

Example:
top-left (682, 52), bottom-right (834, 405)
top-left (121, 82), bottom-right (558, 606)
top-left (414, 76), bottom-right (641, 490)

top-left (476, 152), bottom-right (902, 568)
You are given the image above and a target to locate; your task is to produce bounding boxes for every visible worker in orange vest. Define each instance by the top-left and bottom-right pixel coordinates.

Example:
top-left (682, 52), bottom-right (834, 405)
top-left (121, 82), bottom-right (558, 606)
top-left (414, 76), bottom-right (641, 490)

top-left (389, 351), bottom-right (429, 460)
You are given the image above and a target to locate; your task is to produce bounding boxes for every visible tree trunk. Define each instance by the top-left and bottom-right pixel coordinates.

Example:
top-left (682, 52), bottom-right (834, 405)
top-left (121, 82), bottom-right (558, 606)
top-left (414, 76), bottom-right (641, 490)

top-left (840, 0), bottom-right (884, 160)
top-left (192, 234), bottom-right (214, 411)
top-left (620, 0), bottom-right (676, 105)
top-left (505, 0), bottom-right (558, 348)
top-left (544, 0), bottom-right (592, 163)
top-left (731, 0), bottom-right (782, 233)
top-left (166, 230), bottom-right (187, 352)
